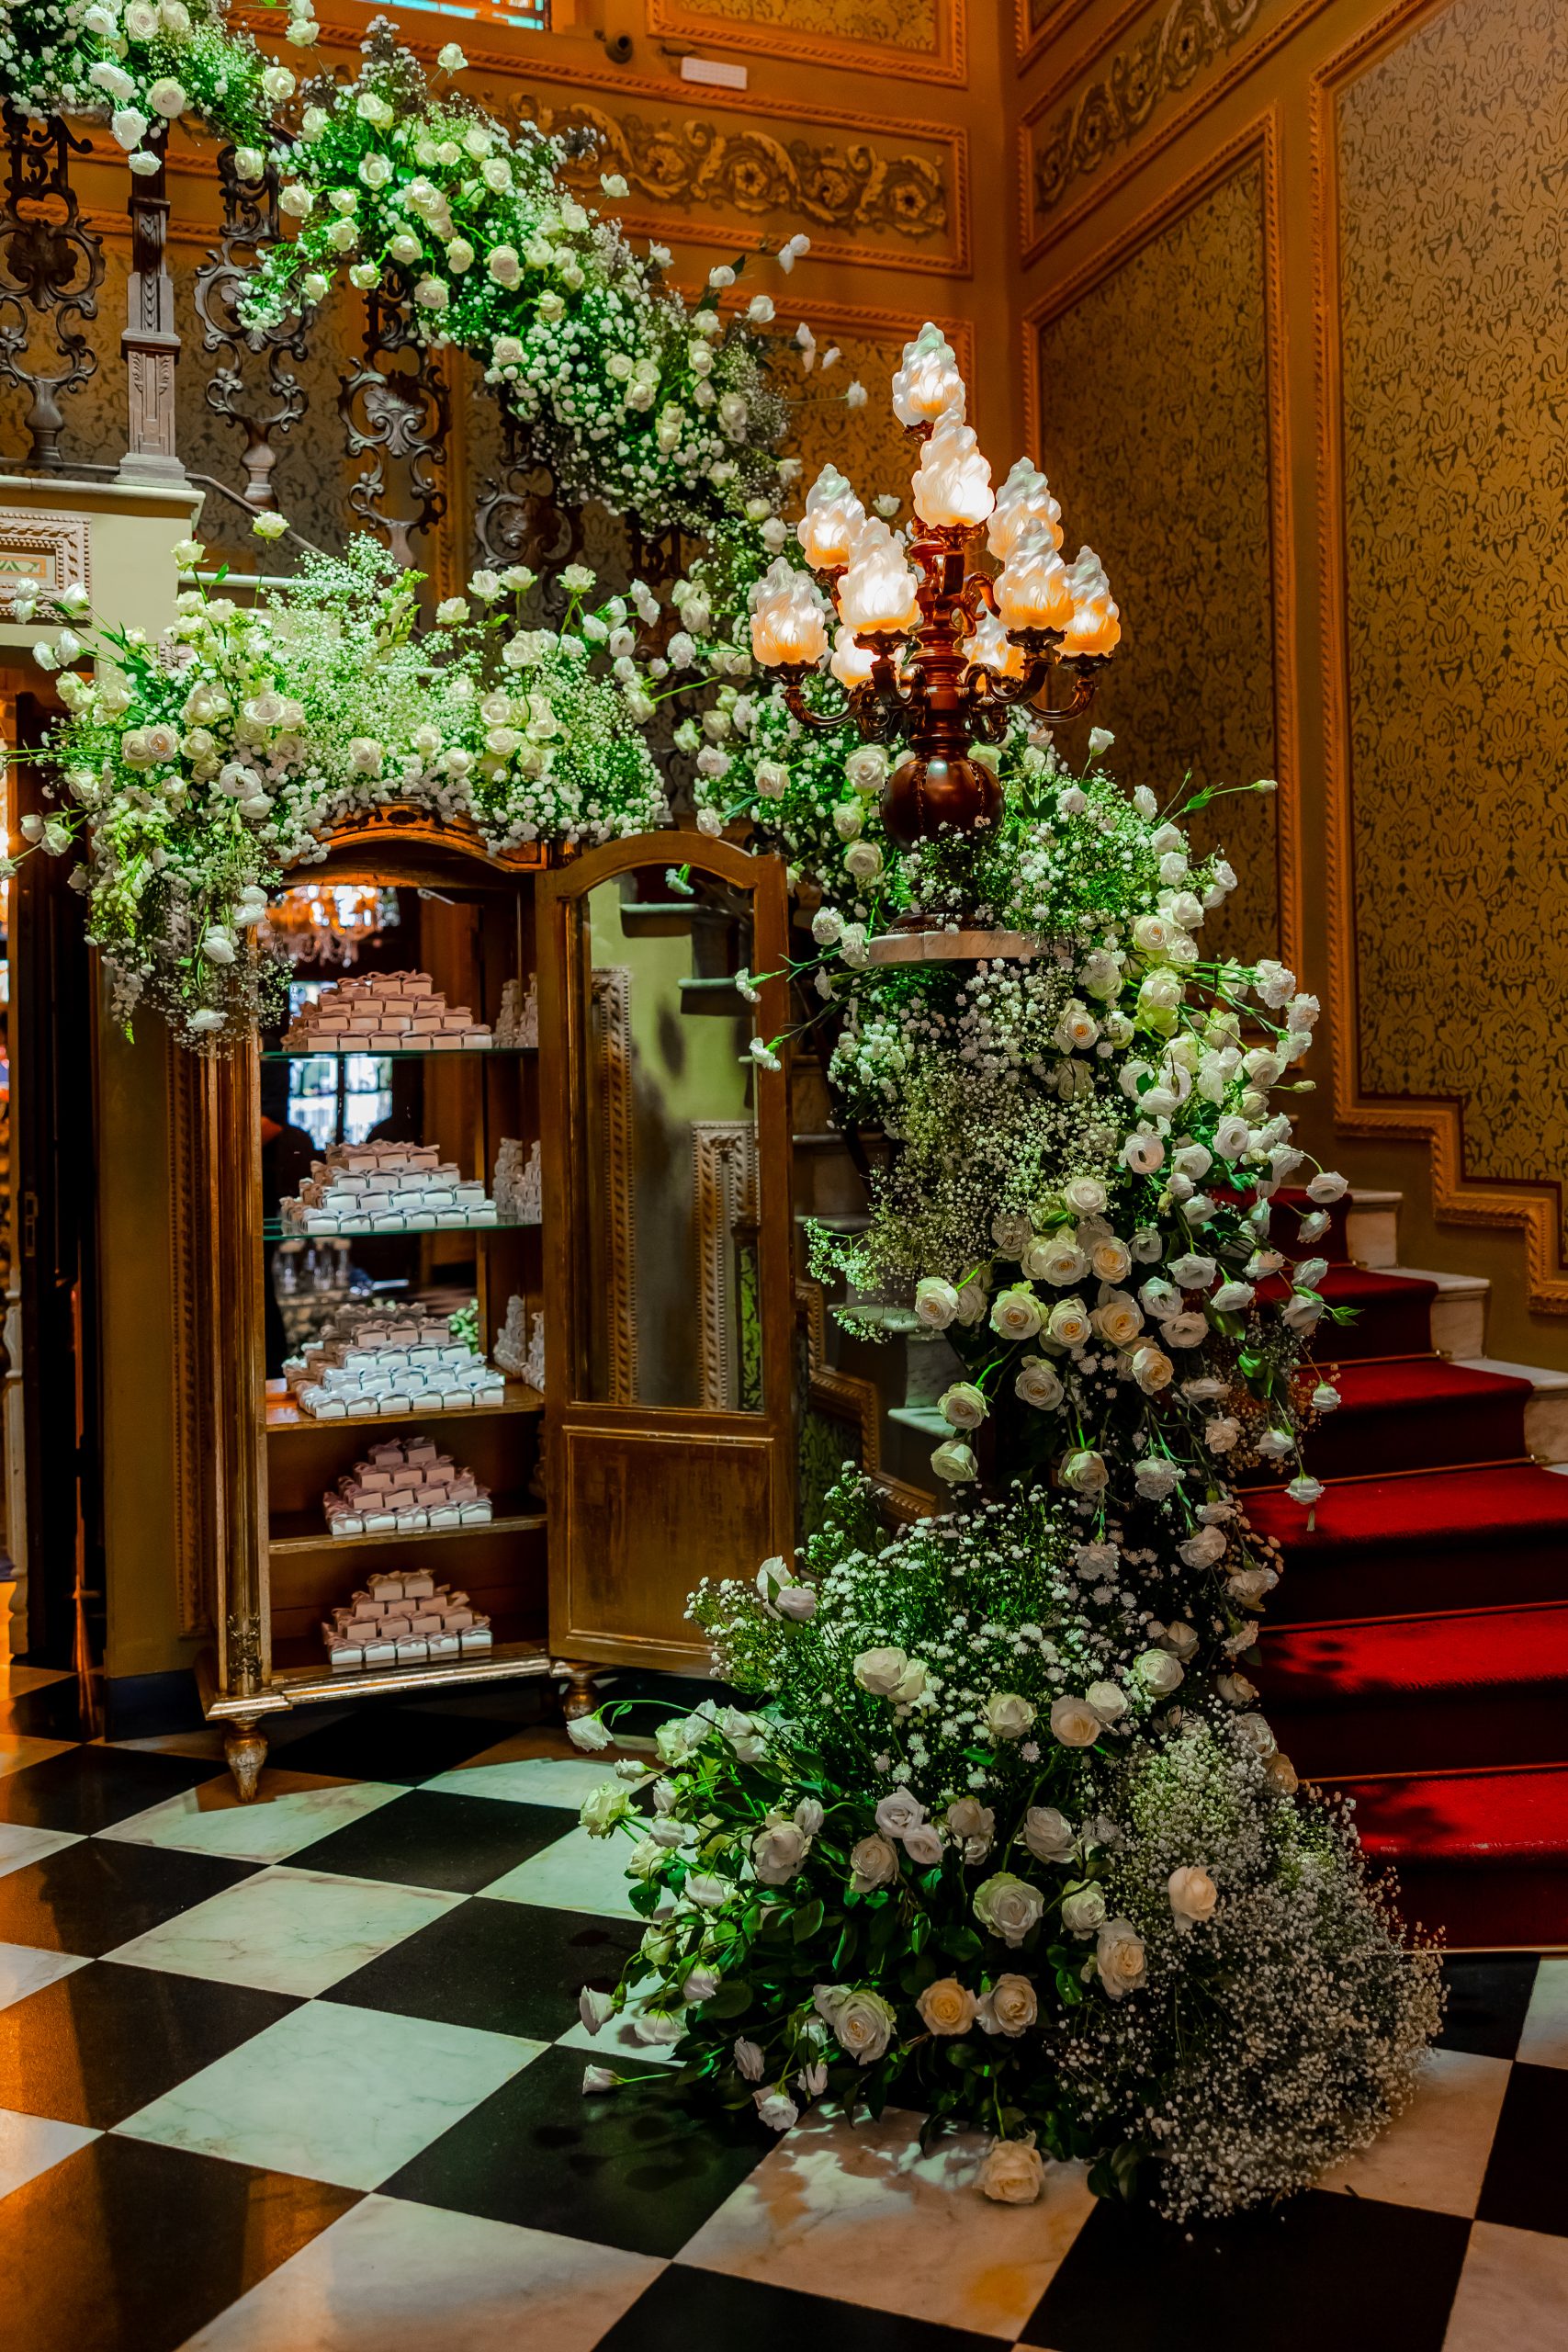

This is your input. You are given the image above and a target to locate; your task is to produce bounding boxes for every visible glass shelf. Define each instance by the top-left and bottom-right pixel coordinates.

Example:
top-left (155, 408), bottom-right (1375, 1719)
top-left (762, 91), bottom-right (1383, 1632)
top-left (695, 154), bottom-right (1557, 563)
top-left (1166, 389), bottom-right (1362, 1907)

top-left (264, 1216), bottom-right (539, 1241)
top-left (263, 1045), bottom-right (534, 1062)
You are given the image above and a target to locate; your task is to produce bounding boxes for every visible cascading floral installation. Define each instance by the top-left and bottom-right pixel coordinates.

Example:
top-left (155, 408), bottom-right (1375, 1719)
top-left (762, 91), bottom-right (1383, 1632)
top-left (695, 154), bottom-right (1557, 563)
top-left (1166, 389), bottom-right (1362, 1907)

top-left (17, 529), bottom-right (697, 1039)
top-left (0, 2), bottom-right (816, 536)
top-left (569, 327), bottom-right (1443, 2220)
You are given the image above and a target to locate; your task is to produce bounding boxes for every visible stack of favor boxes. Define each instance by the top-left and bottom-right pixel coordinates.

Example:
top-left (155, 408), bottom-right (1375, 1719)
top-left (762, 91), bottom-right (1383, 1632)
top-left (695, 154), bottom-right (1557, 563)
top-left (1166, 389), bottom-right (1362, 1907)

top-left (279, 1140), bottom-right (499, 1237)
top-left (323, 1565), bottom-right (493, 1671)
top-left (283, 972), bottom-right (492, 1052)
top-left (282, 1305), bottom-right (506, 1419)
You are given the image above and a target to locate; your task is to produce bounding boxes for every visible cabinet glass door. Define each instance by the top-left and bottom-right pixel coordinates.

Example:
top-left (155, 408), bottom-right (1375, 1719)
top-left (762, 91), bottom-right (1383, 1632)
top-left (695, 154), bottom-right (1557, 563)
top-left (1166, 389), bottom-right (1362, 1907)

top-left (538, 837), bottom-right (794, 1670)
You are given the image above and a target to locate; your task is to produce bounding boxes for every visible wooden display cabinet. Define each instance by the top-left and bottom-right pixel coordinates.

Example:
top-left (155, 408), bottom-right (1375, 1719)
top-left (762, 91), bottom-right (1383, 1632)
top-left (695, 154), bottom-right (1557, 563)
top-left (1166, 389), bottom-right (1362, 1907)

top-left (197, 818), bottom-right (796, 1795)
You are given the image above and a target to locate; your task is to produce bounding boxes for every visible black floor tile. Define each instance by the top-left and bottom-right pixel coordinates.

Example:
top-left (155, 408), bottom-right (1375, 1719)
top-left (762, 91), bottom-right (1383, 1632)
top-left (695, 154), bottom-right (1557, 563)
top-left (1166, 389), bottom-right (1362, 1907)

top-left (1438, 1953), bottom-right (1540, 2059)
top-left (269, 1703), bottom-right (507, 1785)
top-left (1477, 2062), bottom-right (1568, 2237)
top-left (380, 2041), bottom-right (771, 2257)
top-left (324, 1894), bottom-right (639, 2040)
top-left (1020, 2188), bottom-right (1471, 2352)
top-left (0, 1678), bottom-right (89, 1741)
top-left (0, 1838), bottom-right (256, 1957)
top-left (288, 1788), bottom-right (571, 1894)
top-left (0, 1959), bottom-right (299, 2127)
top-left (600, 2267), bottom-right (1000, 2351)
top-left (0, 2132), bottom-right (357, 2352)
top-left (0, 1746), bottom-right (226, 1834)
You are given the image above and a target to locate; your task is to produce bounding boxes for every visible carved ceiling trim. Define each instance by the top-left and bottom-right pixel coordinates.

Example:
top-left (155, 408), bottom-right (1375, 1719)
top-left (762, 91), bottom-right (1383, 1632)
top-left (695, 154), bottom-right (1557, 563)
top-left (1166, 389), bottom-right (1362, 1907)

top-left (1311, 0), bottom-right (1568, 1312)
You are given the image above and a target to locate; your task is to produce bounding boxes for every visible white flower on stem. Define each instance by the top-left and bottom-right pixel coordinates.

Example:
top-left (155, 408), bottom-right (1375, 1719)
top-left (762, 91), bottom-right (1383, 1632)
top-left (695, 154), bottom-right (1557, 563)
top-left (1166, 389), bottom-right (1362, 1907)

top-left (1307, 1170), bottom-right (1348, 1203)
top-left (978, 2140), bottom-right (1045, 2203)
top-left (813, 1984), bottom-right (895, 2064)
top-left (973, 1872), bottom-right (1044, 1949)
top-left (1014, 1356), bottom-right (1064, 1410)
top-left (582, 2065), bottom-right (617, 2094)
top-left (733, 2036), bottom-right (765, 2080)
top-left (982, 1691), bottom-right (1035, 1743)
top-left (1049, 1696), bottom-right (1102, 1748)
top-left (938, 1381), bottom-right (987, 1430)
top-left (1095, 1918), bottom-right (1147, 1999)
top-left (931, 1439), bottom-right (977, 1484)
top-left (849, 1833), bottom-right (899, 1893)
top-left (579, 1986), bottom-right (615, 2034)
top-left (1021, 1805), bottom-right (1076, 1863)
top-left (755, 2087), bottom-right (798, 2131)
top-left (917, 1978), bottom-right (976, 2036)
top-left (251, 512), bottom-right (288, 542)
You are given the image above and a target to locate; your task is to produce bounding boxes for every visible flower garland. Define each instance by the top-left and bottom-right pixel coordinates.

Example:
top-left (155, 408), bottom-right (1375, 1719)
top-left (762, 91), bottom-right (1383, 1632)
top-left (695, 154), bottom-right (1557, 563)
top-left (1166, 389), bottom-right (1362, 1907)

top-left (0, 3), bottom-right (818, 536)
top-left (20, 529), bottom-right (696, 1040)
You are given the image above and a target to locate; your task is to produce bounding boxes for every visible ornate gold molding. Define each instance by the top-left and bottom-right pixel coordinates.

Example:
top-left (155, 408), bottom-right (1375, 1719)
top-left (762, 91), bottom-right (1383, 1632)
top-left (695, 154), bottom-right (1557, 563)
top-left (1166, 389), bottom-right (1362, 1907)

top-left (522, 94), bottom-right (949, 257)
top-left (591, 967), bottom-right (639, 1400)
top-left (1021, 117), bottom-right (1299, 973)
top-left (693, 1121), bottom-right (758, 1411)
top-left (0, 510), bottom-right (91, 612)
top-left (1018, 0), bottom-right (1331, 263)
top-left (649, 0), bottom-right (964, 86)
top-left (1311, 0), bottom-right (1568, 1313)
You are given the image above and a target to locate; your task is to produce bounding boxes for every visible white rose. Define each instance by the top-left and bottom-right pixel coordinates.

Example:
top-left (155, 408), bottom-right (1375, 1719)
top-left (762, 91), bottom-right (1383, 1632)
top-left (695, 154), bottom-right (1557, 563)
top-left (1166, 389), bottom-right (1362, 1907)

top-left (844, 839), bottom-right (883, 882)
top-left (931, 1439), bottom-right (977, 1484)
top-left (849, 1834), bottom-right (899, 1893)
top-left (1162, 1311), bottom-right (1209, 1348)
top-left (982, 1691), bottom-right (1036, 1743)
top-left (1047, 1297), bottom-right (1092, 1348)
top-left (1168, 1864), bottom-right (1218, 1931)
top-left (976, 1975), bottom-right (1038, 2037)
top-left (1025, 1234), bottom-right (1088, 1287)
top-left (1049, 1695), bottom-right (1102, 1748)
top-left (917, 1977), bottom-right (976, 2036)
top-left (913, 1275), bottom-right (959, 1329)
top-left (1021, 1805), bottom-right (1076, 1863)
top-left (855, 1646), bottom-right (924, 1702)
top-left (1234, 1713), bottom-right (1278, 1758)
top-left (814, 1984), bottom-right (896, 2064)
top-left (1093, 1293), bottom-right (1144, 1349)
top-left (1090, 1237), bottom-right (1132, 1284)
top-left (1136, 1649), bottom-right (1184, 1697)
top-left (1014, 1355), bottom-right (1064, 1410)
top-left (579, 1781), bottom-right (631, 1837)
top-left (1131, 1344), bottom-right (1174, 1394)
top-left (1095, 1918), bottom-right (1147, 1999)
top-left (1060, 1448), bottom-right (1108, 1495)
top-left (978, 2139), bottom-right (1045, 2203)
top-left (755, 2087), bottom-right (798, 2132)
top-left (992, 1210), bottom-right (1034, 1258)
top-left (752, 1820), bottom-right (810, 1885)
top-left (946, 1797), bottom-right (995, 1863)
top-left (1087, 1679), bottom-right (1128, 1724)
top-left (874, 1788), bottom-right (927, 1840)
top-left (567, 1713), bottom-right (613, 1753)
top-left (938, 1381), bottom-right (987, 1430)
top-left (973, 1873), bottom-right (1045, 1949)
top-left (1060, 1885), bottom-right (1106, 1935)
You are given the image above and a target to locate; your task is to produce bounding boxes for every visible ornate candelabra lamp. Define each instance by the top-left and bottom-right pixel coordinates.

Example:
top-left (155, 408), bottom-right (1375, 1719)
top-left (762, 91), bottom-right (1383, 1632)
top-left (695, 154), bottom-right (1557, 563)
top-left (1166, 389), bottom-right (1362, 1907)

top-left (749, 322), bottom-right (1120, 858)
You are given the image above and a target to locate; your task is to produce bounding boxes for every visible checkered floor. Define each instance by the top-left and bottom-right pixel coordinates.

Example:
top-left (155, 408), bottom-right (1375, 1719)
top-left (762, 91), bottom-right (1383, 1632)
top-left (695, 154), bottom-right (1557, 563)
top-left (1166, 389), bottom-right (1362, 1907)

top-left (0, 1660), bottom-right (1562, 2352)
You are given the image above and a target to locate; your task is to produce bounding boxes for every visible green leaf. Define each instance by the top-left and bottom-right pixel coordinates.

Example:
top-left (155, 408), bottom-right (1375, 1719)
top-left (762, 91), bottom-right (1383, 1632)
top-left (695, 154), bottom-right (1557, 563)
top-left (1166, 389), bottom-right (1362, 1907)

top-left (701, 1978), bottom-right (755, 2019)
top-left (791, 1897), bottom-right (825, 1945)
top-left (937, 1924), bottom-right (982, 1962)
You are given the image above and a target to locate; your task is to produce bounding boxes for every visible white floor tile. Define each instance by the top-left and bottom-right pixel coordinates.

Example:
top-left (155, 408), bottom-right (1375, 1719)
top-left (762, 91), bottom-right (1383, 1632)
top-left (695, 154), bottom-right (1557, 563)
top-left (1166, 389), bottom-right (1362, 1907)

top-left (98, 1776), bottom-right (408, 1865)
top-left (1316, 2046), bottom-right (1511, 2216)
top-left (481, 1825), bottom-right (651, 1920)
top-left (679, 2103), bottom-right (1096, 2340)
top-left (103, 1866), bottom-right (464, 1996)
top-left (175, 2194), bottom-right (663, 2351)
top-left (1517, 1959), bottom-right (1568, 2070)
top-left (1441, 2218), bottom-right (1568, 2349)
top-left (423, 1757), bottom-right (629, 1811)
top-left (0, 1823), bottom-right (83, 1883)
top-left (0, 1940), bottom-right (90, 2011)
top-left (118, 2001), bottom-right (547, 2192)
top-left (0, 2108), bottom-right (100, 2199)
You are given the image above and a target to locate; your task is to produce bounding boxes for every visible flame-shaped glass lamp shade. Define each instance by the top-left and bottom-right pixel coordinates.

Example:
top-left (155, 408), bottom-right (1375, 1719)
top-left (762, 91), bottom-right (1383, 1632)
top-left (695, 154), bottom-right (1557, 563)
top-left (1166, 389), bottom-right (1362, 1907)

top-left (890, 320), bottom-right (966, 431)
top-left (749, 555), bottom-right (831, 667)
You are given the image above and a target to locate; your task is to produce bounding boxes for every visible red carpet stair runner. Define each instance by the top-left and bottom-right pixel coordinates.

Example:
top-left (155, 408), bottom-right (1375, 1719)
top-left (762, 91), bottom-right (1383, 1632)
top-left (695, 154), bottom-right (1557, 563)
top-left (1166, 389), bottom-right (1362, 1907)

top-left (1247, 1193), bottom-right (1568, 1949)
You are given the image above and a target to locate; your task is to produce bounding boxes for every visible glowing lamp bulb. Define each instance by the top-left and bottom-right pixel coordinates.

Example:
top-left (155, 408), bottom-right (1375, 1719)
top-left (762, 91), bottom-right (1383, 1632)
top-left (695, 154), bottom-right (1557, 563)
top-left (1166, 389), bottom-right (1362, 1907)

top-left (749, 555), bottom-right (830, 668)
top-left (987, 458), bottom-right (1063, 561)
top-left (995, 530), bottom-right (1074, 633)
top-left (837, 519), bottom-right (921, 635)
top-left (961, 603), bottom-right (1025, 678)
top-left (829, 625), bottom-right (875, 688)
top-left (911, 411), bottom-right (994, 530)
top-left (1061, 544), bottom-right (1122, 657)
top-left (891, 321), bottom-right (966, 429)
top-left (796, 462), bottom-right (865, 572)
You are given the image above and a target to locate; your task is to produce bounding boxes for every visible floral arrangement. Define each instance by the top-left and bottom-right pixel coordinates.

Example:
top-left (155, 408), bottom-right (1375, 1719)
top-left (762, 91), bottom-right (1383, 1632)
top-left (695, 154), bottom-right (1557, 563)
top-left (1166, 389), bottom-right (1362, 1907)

top-left (571, 1478), bottom-right (1441, 2219)
top-left (565, 342), bottom-right (1444, 2218)
top-left (0, 5), bottom-right (828, 537)
top-left (19, 530), bottom-right (688, 1040)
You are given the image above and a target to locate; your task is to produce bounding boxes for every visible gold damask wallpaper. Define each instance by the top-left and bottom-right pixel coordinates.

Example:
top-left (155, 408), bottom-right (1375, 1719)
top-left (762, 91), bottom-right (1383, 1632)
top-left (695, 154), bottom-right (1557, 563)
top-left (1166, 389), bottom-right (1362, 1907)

top-left (1032, 164), bottom-right (1278, 958)
top-left (1339, 0), bottom-right (1568, 1245)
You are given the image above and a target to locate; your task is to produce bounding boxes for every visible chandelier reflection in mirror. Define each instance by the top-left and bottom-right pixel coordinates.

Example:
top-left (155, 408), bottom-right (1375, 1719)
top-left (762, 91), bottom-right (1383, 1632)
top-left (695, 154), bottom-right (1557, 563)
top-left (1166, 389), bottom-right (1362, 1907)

top-left (749, 322), bottom-right (1120, 854)
top-left (265, 885), bottom-right (400, 968)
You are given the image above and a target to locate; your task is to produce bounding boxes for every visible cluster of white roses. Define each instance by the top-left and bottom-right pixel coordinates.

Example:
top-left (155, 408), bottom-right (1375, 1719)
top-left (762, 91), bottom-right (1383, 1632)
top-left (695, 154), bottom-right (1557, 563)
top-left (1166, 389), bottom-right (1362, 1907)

top-left (24, 534), bottom-right (694, 1042)
top-left (0, 0), bottom-right (286, 175)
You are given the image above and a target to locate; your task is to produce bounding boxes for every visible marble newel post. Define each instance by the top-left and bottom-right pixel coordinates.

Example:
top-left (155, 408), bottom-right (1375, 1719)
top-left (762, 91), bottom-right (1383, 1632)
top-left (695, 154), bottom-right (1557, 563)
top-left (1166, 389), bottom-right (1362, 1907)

top-left (118, 132), bottom-right (186, 485)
